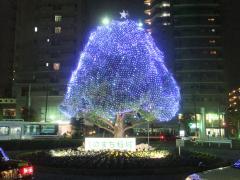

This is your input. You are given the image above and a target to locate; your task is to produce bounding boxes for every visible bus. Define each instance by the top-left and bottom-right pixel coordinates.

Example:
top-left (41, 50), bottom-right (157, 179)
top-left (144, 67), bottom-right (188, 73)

top-left (0, 120), bottom-right (72, 140)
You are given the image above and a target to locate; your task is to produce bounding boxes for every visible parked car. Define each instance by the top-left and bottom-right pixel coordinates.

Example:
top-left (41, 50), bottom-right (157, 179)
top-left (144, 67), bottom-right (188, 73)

top-left (0, 147), bottom-right (34, 179)
top-left (185, 159), bottom-right (240, 180)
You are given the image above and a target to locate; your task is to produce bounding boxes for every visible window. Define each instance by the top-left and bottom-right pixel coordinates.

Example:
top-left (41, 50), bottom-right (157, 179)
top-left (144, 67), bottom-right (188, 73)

top-left (208, 18), bottom-right (215, 22)
top-left (210, 50), bottom-right (217, 55)
top-left (34, 27), bottom-right (38, 32)
top-left (209, 40), bottom-right (216, 44)
top-left (55, 15), bottom-right (62, 22)
top-left (55, 27), bottom-right (61, 33)
top-left (53, 63), bottom-right (60, 71)
top-left (24, 125), bottom-right (40, 135)
top-left (0, 127), bottom-right (9, 136)
top-left (40, 124), bottom-right (58, 135)
top-left (161, 2), bottom-right (170, 7)
top-left (161, 12), bottom-right (170, 17)
top-left (3, 109), bottom-right (16, 117)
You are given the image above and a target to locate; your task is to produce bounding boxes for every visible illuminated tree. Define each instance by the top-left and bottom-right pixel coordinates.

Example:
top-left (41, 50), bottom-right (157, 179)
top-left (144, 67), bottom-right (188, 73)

top-left (60, 20), bottom-right (180, 137)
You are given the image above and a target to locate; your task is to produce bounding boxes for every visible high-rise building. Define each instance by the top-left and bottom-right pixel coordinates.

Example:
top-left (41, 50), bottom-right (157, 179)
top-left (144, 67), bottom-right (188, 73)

top-left (13, 0), bottom-right (88, 121)
top-left (0, 0), bottom-right (17, 97)
top-left (227, 88), bottom-right (240, 138)
top-left (144, 0), bottom-right (226, 116)
top-left (144, 0), bottom-right (173, 70)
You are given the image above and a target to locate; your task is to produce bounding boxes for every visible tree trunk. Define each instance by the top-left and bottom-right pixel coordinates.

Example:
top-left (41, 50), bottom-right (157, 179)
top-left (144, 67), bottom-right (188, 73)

top-left (114, 114), bottom-right (125, 137)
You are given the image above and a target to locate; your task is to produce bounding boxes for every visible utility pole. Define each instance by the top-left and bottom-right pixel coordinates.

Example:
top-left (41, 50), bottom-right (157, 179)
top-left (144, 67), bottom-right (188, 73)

top-left (44, 82), bottom-right (49, 123)
top-left (218, 101), bottom-right (221, 137)
top-left (193, 94), bottom-right (198, 137)
top-left (147, 121), bottom-right (150, 147)
top-left (27, 83), bottom-right (31, 121)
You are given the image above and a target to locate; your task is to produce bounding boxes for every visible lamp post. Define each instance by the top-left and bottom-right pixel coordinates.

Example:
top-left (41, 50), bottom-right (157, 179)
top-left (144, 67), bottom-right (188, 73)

top-left (44, 63), bottom-right (49, 123)
top-left (147, 120), bottom-right (150, 147)
top-left (44, 82), bottom-right (49, 123)
top-left (101, 17), bottom-right (110, 25)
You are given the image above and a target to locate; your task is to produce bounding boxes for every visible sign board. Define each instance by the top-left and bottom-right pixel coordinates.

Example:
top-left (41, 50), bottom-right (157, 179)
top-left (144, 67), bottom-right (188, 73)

top-left (85, 137), bottom-right (136, 151)
top-left (179, 130), bottom-right (185, 137)
top-left (176, 139), bottom-right (184, 147)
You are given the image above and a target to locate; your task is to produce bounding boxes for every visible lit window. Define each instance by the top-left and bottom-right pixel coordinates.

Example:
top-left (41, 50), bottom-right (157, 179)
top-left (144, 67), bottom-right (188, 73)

top-left (145, 19), bottom-right (151, 25)
top-left (45, 62), bottom-right (49, 67)
top-left (162, 2), bottom-right (170, 7)
top-left (55, 15), bottom-right (62, 22)
top-left (55, 27), bottom-right (61, 33)
top-left (144, 10), bottom-right (151, 15)
top-left (209, 40), bottom-right (216, 44)
top-left (0, 126), bottom-right (9, 135)
top-left (34, 27), bottom-right (38, 32)
top-left (163, 22), bottom-right (171, 26)
top-left (53, 63), bottom-right (60, 71)
top-left (161, 12), bottom-right (170, 17)
top-left (208, 18), bottom-right (215, 22)
top-left (144, 0), bottom-right (151, 6)
top-left (210, 50), bottom-right (217, 55)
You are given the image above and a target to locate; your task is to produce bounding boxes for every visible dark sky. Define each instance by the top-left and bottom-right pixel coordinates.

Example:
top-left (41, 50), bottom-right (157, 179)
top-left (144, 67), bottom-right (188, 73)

top-left (87, 0), bottom-right (145, 26)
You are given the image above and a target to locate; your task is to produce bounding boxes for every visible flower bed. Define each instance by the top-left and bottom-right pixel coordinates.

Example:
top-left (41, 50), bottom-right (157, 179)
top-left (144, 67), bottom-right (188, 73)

top-left (17, 146), bottom-right (225, 173)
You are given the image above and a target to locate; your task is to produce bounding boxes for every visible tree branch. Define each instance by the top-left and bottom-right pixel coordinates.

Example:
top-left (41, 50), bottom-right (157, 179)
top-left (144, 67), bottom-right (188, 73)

top-left (96, 124), bottom-right (114, 134)
top-left (124, 121), bottom-right (147, 132)
top-left (98, 117), bottom-right (114, 129)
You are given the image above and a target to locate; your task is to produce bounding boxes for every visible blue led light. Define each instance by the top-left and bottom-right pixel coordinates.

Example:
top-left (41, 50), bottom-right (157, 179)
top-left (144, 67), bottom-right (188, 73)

top-left (233, 159), bottom-right (240, 169)
top-left (0, 147), bottom-right (9, 161)
top-left (60, 20), bottom-right (180, 121)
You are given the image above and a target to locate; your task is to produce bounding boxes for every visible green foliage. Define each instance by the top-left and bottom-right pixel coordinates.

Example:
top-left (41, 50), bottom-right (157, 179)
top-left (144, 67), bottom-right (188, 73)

top-left (137, 109), bottom-right (156, 122)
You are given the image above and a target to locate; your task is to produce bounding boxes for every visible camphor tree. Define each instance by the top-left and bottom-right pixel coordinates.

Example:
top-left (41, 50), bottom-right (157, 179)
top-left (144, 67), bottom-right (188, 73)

top-left (60, 20), bottom-right (180, 137)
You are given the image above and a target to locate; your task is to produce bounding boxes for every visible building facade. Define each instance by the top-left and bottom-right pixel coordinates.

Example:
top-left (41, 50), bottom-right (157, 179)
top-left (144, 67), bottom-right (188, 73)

top-left (13, 0), bottom-right (88, 122)
top-left (0, 0), bottom-right (17, 97)
top-left (144, 0), bottom-right (226, 114)
top-left (228, 88), bottom-right (240, 138)
top-left (144, 0), bottom-right (226, 137)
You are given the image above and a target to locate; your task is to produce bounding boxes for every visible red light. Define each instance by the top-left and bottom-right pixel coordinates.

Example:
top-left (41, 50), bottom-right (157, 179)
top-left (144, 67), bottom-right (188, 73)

top-left (19, 166), bottom-right (33, 176)
top-left (160, 135), bottom-right (164, 139)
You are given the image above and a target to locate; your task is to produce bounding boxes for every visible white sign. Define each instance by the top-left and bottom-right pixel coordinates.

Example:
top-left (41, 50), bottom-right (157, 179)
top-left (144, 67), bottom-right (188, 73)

top-left (179, 130), bottom-right (185, 137)
top-left (176, 139), bottom-right (184, 147)
top-left (85, 138), bottom-right (136, 151)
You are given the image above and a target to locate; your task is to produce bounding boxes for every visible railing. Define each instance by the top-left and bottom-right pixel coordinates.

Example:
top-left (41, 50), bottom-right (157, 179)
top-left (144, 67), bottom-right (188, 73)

top-left (195, 137), bottom-right (232, 148)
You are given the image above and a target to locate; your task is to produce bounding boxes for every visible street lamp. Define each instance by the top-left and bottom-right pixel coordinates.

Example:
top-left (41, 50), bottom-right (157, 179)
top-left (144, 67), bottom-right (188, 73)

top-left (102, 17), bottom-right (110, 25)
top-left (138, 21), bottom-right (143, 27)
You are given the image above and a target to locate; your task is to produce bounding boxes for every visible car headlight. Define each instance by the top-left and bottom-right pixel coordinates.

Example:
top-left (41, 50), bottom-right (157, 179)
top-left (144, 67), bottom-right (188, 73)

top-left (185, 173), bottom-right (201, 180)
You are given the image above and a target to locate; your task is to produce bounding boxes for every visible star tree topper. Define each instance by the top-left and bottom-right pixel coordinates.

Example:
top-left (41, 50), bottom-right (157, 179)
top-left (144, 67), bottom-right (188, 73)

top-left (120, 10), bottom-right (129, 19)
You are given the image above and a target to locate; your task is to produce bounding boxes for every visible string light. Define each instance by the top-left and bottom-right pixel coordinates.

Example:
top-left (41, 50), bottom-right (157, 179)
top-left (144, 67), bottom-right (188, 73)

top-left (60, 20), bottom-right (180, 121)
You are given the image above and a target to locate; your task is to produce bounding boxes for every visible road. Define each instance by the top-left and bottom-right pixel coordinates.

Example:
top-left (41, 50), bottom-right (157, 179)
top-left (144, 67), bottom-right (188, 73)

top-left (35, 173), bottom-right (186, 180)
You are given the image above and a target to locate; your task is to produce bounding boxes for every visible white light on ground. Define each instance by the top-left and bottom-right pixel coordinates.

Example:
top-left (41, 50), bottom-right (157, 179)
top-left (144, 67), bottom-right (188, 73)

top-left (50, 147), bottom-right (169, 159)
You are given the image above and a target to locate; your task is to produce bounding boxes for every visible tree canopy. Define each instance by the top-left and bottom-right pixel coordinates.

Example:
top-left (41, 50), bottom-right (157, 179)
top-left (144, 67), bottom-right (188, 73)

top-left (60, 20), bottom-right (180, 122)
